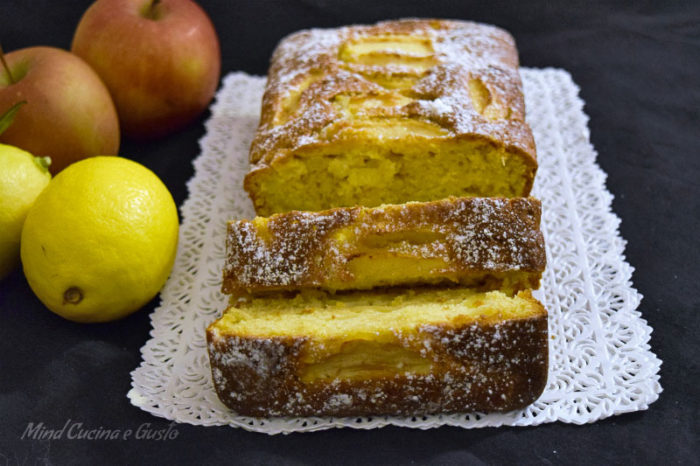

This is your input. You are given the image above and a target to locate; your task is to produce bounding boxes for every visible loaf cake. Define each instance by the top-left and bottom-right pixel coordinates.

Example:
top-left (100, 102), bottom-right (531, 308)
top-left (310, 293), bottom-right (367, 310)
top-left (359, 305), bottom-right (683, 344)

top-left (207, 287), bottom-right (548, 417)
top-left (245, 19), bottom-right (537, 215)
top-left (223, 197), bottom-right (545, 296)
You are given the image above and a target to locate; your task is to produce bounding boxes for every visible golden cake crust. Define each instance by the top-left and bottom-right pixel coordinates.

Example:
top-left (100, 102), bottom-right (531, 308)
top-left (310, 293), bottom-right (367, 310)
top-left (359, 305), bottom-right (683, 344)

top-left (245, 19), bottom-right (537, 212)
top-left (207, 291), bottom-right (548, 417)
top-left (222, 197), bottom-right (545, 295)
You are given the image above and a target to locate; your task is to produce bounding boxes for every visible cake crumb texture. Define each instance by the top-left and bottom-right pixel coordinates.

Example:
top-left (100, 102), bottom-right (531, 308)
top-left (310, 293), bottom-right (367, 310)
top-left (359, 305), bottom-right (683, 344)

top-left (245, 19), bottom-right (537, 215)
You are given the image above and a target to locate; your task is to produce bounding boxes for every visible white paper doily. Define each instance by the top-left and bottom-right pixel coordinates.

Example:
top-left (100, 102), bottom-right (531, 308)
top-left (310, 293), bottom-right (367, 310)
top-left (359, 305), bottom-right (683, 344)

top-left (128, 69), bottom-right (662, 434)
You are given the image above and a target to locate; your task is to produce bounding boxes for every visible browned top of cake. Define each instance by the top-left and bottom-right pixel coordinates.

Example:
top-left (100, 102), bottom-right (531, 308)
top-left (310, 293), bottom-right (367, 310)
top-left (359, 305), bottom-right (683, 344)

top-left (249, 18), bottom-right (536, 170)
top-left (223, 197), bottom-right (545, 294)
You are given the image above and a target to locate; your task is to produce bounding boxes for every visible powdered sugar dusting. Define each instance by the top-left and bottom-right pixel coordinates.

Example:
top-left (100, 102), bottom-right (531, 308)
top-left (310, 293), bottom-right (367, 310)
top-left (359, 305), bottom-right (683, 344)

top-left (248, 19), bottom-right (536, 170)
top-left (222, 197), bottom-right (545, 294)
top-left (225, 209), bottom-right (355, 290)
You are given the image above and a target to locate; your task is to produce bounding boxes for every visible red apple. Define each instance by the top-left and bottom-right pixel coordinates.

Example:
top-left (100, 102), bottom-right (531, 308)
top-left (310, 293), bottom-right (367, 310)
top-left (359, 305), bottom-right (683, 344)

top-left (71, 0), bottom-right (221, 140)
top-left (0, 46), bottom-right (120, 174)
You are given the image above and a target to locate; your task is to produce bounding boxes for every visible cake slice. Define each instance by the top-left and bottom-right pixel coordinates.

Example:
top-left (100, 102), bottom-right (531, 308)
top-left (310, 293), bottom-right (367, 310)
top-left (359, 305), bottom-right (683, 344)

top-left (207, 287), bottom-right (548, 417)
top-left (245, 19), bottom-right (537, 215)
top-left (222, 197), bottom-right (545, 296)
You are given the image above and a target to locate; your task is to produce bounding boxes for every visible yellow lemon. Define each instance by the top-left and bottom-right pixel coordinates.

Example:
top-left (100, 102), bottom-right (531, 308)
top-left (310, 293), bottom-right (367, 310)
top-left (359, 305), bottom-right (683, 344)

top-left (21, 156), bottom-right (179, 323)
top-left (0, 144), bottom-right (51, 279)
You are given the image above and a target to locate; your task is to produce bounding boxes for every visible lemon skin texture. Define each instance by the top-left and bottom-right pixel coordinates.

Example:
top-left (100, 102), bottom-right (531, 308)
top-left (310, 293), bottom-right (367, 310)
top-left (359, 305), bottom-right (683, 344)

top-left (0, 144), bottom-right (51, 279)
top-left (20, 156), bottom-right (179, 323)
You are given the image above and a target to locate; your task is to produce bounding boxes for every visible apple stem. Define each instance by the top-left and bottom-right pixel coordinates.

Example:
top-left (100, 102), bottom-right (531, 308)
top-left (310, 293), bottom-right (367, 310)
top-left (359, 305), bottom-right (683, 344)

top-left (0, 44), bottom-right (15, 84)
top-left (145, 0), bottom-right (162, 20)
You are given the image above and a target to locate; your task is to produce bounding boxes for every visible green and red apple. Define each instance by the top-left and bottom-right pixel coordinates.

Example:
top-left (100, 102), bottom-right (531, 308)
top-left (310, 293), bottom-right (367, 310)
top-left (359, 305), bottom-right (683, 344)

top-left (72, 0), bottom-right (221, 140)
top-left (0, 46), bottom-right (120, 174)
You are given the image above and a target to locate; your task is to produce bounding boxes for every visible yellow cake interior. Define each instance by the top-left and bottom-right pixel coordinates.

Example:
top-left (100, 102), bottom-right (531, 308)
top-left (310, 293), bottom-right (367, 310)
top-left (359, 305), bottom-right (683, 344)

top-left (248, 138), bottom-right (532, 215)
top-left (211, 288), bottom-right (544, 382)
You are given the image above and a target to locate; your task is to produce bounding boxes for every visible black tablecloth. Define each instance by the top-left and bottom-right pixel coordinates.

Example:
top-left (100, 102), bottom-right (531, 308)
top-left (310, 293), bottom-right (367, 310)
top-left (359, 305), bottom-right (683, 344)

top-left (1, 1), bottom-right (698, 464)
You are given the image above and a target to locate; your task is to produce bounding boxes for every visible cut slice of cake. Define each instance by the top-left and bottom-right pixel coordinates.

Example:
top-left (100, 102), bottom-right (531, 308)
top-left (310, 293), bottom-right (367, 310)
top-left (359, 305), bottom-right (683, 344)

top-left (245, 19), bottom-right (537, 215)
top-left (207, 287), bottom-right (548, 417)
top-left (223, 197), bottom-right (546, 296)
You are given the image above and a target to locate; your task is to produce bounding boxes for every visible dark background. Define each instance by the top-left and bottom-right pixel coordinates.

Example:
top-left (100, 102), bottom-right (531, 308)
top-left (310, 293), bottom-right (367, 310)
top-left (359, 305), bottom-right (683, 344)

top-left (1, 0), bottom-right (698, 464)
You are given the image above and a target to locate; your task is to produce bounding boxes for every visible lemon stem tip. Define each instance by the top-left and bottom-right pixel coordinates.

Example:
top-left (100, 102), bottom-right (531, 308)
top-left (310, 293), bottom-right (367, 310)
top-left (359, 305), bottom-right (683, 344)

top-left (34, 156), bottom-right (52, 173)
top-left (63, 287), bottom-right (83, 305)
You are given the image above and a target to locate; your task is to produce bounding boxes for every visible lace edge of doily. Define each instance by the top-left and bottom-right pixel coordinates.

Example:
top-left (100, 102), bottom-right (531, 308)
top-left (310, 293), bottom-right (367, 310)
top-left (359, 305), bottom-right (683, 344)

top-left (537, 68), bottom-right (662, 407)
